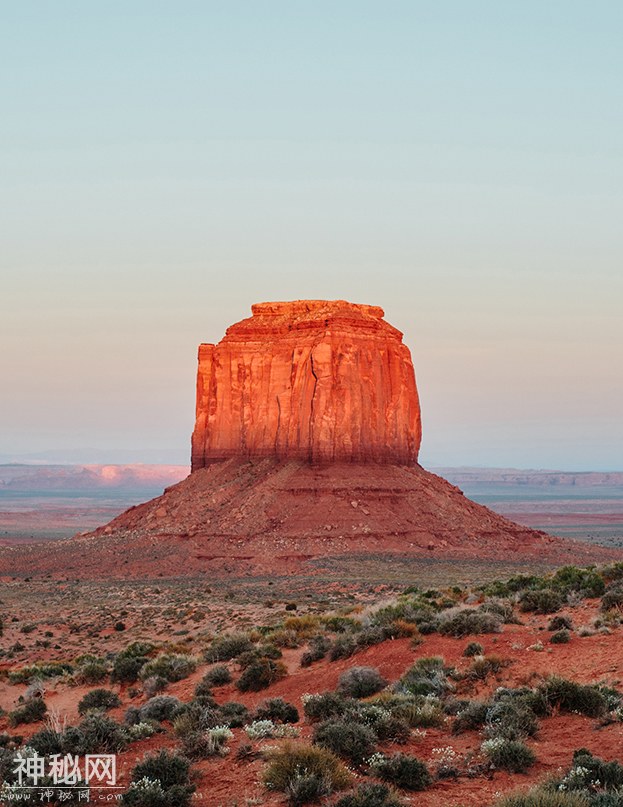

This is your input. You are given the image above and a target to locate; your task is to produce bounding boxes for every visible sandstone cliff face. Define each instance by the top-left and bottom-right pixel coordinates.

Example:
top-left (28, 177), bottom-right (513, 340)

top-left (191, 300), bottom-right (422, 469)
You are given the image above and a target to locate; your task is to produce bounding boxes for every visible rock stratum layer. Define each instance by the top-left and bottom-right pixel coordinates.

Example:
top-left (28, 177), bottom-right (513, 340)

top-left (191, 300), bottom-right (421, 469)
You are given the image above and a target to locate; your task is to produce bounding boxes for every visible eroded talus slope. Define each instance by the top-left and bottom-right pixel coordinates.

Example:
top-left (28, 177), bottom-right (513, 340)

top-left (0, 459), bottom-right (616, 580)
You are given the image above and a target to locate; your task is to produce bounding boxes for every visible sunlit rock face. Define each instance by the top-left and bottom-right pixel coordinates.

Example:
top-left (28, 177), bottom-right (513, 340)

top-left (191, 300), bottom-right (422, 469)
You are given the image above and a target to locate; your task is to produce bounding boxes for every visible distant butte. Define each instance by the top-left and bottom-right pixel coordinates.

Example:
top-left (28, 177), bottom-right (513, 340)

top-left (191, 300), bottom-right (421, 468)
top-left (0, 299), bottom-right (619, 580)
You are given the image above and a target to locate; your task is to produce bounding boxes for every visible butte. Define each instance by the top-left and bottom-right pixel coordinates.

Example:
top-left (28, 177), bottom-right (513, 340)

top-left (0, 300), bottom-right (613, 579)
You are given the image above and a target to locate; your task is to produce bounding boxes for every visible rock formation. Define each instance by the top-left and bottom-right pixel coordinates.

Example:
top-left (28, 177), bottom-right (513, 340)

top-left (191, 300), bottom-right (421, 469)
top-left (2, 457), bottom-right (616, 581)
top-left (1, 298), bottom-right (616, 581)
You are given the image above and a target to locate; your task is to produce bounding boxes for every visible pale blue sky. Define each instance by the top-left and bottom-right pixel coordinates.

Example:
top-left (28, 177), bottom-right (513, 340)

top-left (2, 1), bottom-right (622, 469)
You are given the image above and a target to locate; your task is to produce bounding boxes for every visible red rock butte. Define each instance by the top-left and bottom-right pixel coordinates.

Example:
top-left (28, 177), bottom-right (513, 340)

top-left (191, 300), bottom-right (422, 469)
top-left (1, 298), bottom-right (619, 580)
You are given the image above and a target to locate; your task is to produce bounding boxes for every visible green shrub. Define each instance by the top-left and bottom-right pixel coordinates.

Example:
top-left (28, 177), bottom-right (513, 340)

top-left (466, 654), bottom-right (506, 680)
top-left (8, 698), bottom-right (47, 727)
top-left (552, 566), bottom-right (605, 597)
top-left (329, 634), bottom-right (358, 661)
top-left (179, 724), bottom-right (233, 760)
top-left (486, 697), bottom-right (539, 740)
top-left (270, 629), bottom-right (302, 649)
top-left (482, 574), bottom-right (545, 598)
top-left (61, 714), bottom-right (127, 754)
top-left (8, 662), bottom-right (73, 684)
top-left (601, 584), bottom-right (623, 612)
top-left (398, 657), bottom-right (451, 697)
top-left (371, 714), bottom-right (412, 743)
top-left (369, 752), bottom-right (432, 791)
top-left (548, 615), bottom-right (573, 631)
top-left (508, 688), bottom-right (552, 718)
top-left (112, 642), bottom-right (155, 683)
top-left (262, 641), bottom-right (285, 658)
top-left (303, 692), bottom-right (350, 723)
top-left (369, 600), bottom-right (438, 629)
top-left (519, 589), bottom-right (564, 614)
top-left (438, 608), bottom-right (502, 637)
top-left (78, 689), bottom-right (121, 715)
top-left (136, 696), bottom-right (181, 723)
top-left (602, 562), bottom-right (623, 583)
top-left (335, 783), bottom-right (404, 807)
top-left (496, 749), bottom-right (623, 806)
top-left (253, 697), bottom-right (299, 724)
top-left (121, 641), bottom-right (156, 657)
top-left (453, 700), bottom-right (489, 734)
top-left (124, 706), bottom-right (141, 725)
top-left (519, 688), bottom-right (552, 717)
top-left (204, 633), bottom-right (254, 662)
top-left (237, 646), bottom-right (283, 670)
top-left (236, 658), bottom-right (287, 692)
top-left (218, 701), bottom-right (249, 727)
top-left (284, 772), bottom-right (332, 805)
top-left (28, 728), bottom-right (64, 756)
top-left (127, 722), bottom-right (157, 741)
top-left (122, 750), bottom-right (195, 806)
top-left (338, 667), bottom-right (388, 699)
top-left (172, 700), bottom-right (219, 739)
top-left (417, 620), bottom-right (439, 634)
top-left (300, 634), bottom-right (331, 667)
top-left (479, 598), bottom-right (518, 623)
top-left (387, 695), bottom-right (444, 728)
top-left (75, 657), bottom-right (110, 684)
top-left (313, 719), bottom-right (377, 764)
top-left (550, 630), bottom-right (571, 644)
top-left (112, 656), bottom-right (147, 684)
top-left (139, 653), bottom-right (196, 683)
top-left (200, 664), bottom-right (232, 687)
top-left (322, 615), bottom-right (362, 633)
top-left (263, 743), bottom-right (351, 795)
top-left (569, 748), bottom-right (623, 790)
top-left (143, 675), bottom-right (169, 697)
top-left (482, 738), bottom-right (536, 772)
top-left (353, 626), bottom-right (388, 648)
top-left (463, 641), bottom-right (484, 657)
top-left (539, 676), bottom-right (608, 718)
top-left (193, 680), bottom-right (212, 700)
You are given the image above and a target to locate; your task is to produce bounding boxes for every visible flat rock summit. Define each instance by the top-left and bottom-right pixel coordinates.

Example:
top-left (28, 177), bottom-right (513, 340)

top-left (1, 299), bottom-right (617, 579)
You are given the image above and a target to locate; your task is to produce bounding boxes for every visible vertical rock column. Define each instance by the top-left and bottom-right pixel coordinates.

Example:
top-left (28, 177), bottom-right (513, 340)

top-left (191, 300), bottom-right (422, 469)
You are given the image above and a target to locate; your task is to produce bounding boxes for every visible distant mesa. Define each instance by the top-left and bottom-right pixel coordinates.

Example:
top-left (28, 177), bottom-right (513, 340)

top-left (191, 300), bottom-right (421, 469)
top-left (0, 464), bottom-right (188, 491)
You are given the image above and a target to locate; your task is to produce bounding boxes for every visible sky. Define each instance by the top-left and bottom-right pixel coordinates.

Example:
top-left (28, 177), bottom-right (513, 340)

top-left (2, 1), bottom-right (622, 470)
